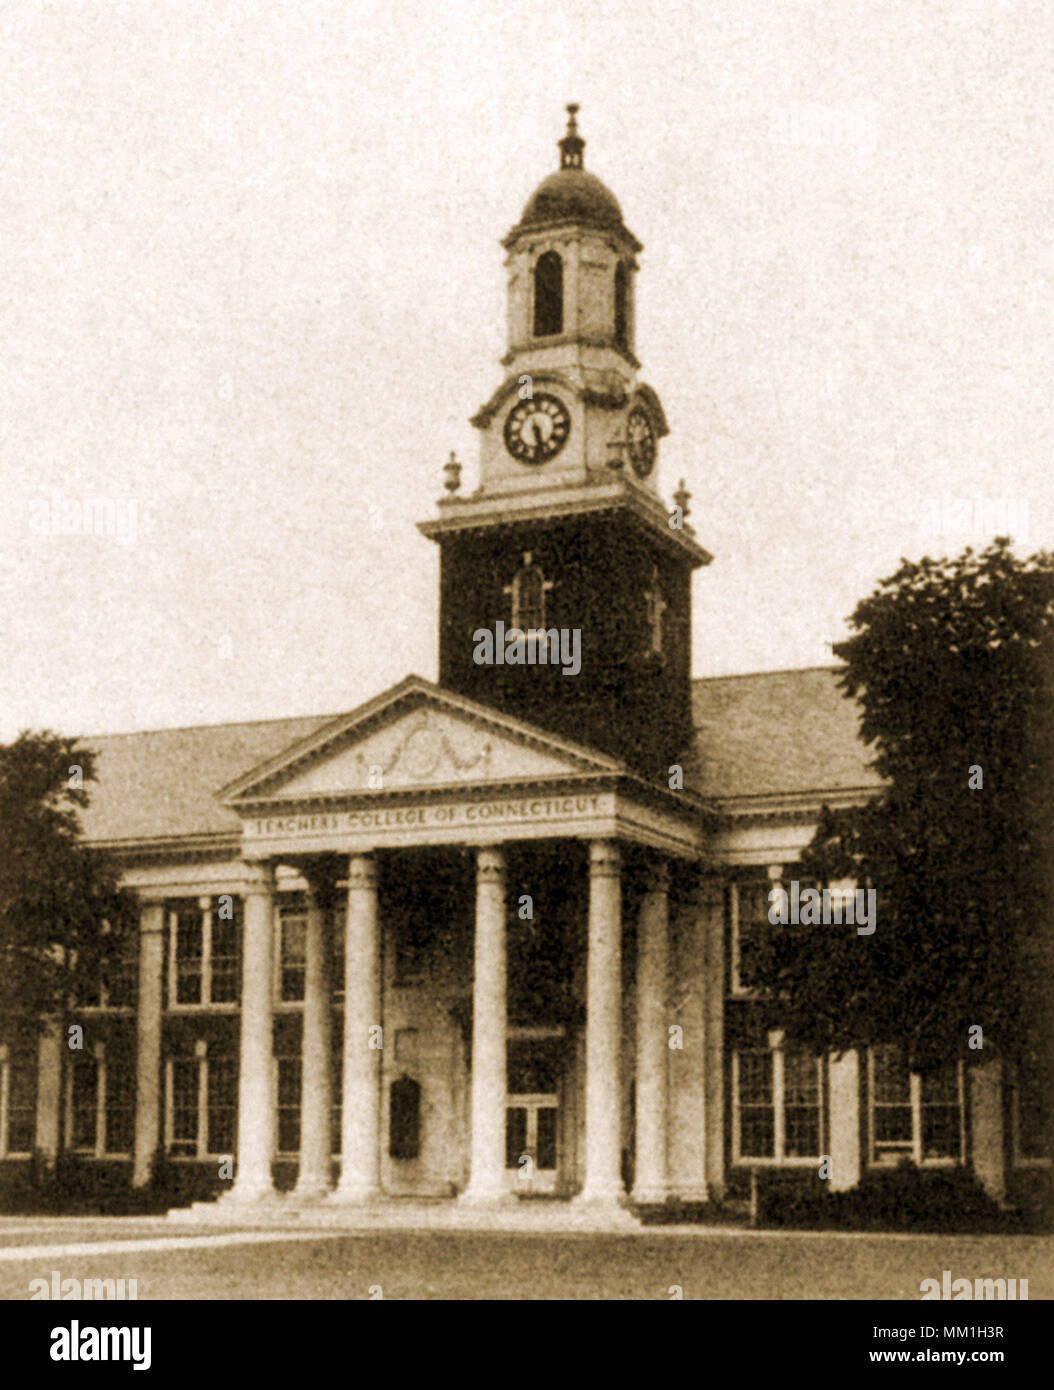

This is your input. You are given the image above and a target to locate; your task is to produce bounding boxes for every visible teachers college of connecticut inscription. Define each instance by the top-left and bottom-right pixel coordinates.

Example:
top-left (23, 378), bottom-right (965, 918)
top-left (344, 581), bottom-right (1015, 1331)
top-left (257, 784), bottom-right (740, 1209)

top-left (246, 793), bottom-right (610, 840)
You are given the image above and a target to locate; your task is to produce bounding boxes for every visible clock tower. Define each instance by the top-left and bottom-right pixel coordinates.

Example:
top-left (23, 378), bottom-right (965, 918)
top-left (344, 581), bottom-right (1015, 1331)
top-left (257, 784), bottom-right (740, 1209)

top-left (419, 107), bottom-right (711, 779)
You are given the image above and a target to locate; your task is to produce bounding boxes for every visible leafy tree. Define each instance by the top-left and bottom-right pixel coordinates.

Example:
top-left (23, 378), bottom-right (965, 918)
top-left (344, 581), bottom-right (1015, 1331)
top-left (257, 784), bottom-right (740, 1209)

top-left (0, 732), bottom-right (135, 1135)
top-left (754, 539), bottom-right (1054, 1073)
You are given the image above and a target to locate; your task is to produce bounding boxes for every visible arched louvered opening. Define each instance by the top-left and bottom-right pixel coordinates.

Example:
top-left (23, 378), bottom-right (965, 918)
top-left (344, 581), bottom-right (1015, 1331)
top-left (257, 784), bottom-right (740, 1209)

top-left (533, 251), bottom-right (563, 337)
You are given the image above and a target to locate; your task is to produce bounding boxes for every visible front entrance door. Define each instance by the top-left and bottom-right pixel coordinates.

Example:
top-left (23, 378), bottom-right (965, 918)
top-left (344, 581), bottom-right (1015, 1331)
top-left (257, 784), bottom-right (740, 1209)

top-left (505, 1034), bottom-right (564, 1195)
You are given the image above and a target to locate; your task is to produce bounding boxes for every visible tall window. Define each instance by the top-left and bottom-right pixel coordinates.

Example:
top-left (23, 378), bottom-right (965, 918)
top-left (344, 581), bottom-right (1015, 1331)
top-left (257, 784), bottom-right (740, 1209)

top-left (168, 1055), bottom-right (200, 1158)
top-left (331, 1027), bottom-right (343, 1156)
top-left (1012, 1061), bottom-right (1052, 1164)
top-left (278, 907), bottom-right (307, 1003)
top-left (73, 927), bottom-right (136, 1009)
top-left (276, 1050), bottom-right (302, 1156)
top-left (105, 1056), bottom-right (135, 1155)
top-left (505, 551), bottom-right (553, 634)
top-left (68, 1045), bottom-right (133, 1156)
top-left (210, 902), bottom-right (242, 1004)
top-left (168, 898), bottom-right (242, 1008)
top-left (166, 1041), bottom-right (237, 1160)
top-left (614, 261), bottom-right (629, 348)
top-left (869, 1045), bottom-right (964, 1165)
top-left (70, 1053), bottom-right (99, 1151)
top-left (733, 1044), bottom-right (823, 1162)
top-left (731, 880), bottom-right (774, 994)
top-left (533, 251), bottom-right (563, 337)
top-left (0, 1044), bottom-right (37, 1157)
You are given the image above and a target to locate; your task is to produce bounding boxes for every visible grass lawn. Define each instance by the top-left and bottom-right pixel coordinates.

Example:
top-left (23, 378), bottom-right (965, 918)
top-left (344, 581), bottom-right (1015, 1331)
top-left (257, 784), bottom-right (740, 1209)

top-left (0, 1222), bottom-right (1051, 1299)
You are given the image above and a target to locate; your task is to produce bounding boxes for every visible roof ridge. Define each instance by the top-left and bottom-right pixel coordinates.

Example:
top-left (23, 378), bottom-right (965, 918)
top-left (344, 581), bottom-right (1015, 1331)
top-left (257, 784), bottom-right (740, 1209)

top-left (74, 666), bottom-right (847, 743)
top-left (693, 664), bottom-right (843, 684)
top-left (77, 709), bottom-right (341, 743)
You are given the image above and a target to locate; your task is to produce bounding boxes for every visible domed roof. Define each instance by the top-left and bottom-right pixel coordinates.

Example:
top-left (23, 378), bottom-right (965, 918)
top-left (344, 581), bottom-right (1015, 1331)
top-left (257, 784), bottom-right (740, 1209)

top-left (505, 106), bottom-right (638, 247)
top-left (518, 167), bottom-right (624, 232)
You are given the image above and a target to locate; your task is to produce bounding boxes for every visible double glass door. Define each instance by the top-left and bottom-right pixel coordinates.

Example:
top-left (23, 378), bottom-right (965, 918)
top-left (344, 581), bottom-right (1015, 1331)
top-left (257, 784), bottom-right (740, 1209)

top-left (504, 1035), bottom-right (563, 1194)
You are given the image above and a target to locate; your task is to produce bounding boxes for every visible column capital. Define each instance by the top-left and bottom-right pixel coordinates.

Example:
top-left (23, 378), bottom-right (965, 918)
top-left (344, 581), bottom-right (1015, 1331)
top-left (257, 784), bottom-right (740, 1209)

top-left (138, 900), bottom-right (166, 935)
top-left (644, 857), bottom-right (671, 894)
top-left (347, 853), bottom-right (377, 891)
top-left (588, 839), bottom-right (621, 878)
top-left (242, 861), bottom-right (277, 894)
top-left (476, 845), bottom-right (506, 881)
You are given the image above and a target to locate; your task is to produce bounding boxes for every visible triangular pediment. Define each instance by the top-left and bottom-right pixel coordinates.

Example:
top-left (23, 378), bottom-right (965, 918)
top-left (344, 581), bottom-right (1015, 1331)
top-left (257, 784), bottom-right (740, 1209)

top-left (219, 675), bottom-right (622, 807)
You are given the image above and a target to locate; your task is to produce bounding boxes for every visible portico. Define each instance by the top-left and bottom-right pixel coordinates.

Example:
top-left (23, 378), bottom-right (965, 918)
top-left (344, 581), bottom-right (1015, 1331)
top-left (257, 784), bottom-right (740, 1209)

top-left (208, 676), bottom-right (704, 1218)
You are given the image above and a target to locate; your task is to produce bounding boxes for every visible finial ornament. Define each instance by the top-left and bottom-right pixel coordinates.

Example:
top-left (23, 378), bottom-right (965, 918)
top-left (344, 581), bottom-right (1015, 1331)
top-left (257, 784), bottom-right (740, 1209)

top-left (673, 479), bottom-right (691, 518)
top-left (442, 450), bottom-right (462, 494)
top-left (558, 102), bottom-right (585, 170)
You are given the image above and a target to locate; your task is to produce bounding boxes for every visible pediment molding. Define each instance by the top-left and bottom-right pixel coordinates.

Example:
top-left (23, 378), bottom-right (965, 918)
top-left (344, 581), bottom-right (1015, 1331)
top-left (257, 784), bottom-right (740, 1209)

top-left (218, 676), bottom-right (623, 808)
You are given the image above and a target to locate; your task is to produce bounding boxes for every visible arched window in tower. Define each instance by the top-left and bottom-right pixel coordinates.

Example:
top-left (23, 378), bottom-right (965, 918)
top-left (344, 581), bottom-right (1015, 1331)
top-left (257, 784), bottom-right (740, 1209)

top-left (643, 565), bottom-right (667, 658)
top-left (614, 262), bottom-right (629, 350)
top-left (504, 551), bottom-right (553, 633)
top-left (533, 251), bottom-right (563, 337)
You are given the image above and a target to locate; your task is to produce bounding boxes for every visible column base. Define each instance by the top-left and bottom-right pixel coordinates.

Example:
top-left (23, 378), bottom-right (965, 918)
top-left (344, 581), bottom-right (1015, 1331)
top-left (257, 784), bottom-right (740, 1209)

top-left (218, 1182), bottom-right (278, 1206)
top-left (329, 1185), bottom-right (383, 1207)
top-left (630, 1184), bottom-right (670, 1206)
top-left (293, 1181), bottom-right (333, 1202)
top-left (569, 1193), bottom-right (639, 1229)
top-left (458, 1187), bottom-right (518, 1208)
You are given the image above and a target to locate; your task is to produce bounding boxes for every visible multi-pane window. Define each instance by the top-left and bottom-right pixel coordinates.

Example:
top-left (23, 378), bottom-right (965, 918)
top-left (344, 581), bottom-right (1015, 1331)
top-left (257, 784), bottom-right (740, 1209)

top-left (331, 1028), bottom-right (343, 1156)
top-left (279, 909), bottom-right (307, 1003)
top-left (869, 1045), bottom-right (964, 1165)
top-left (104, 1057), bottom-right (135, 1155)
top-left (276, 1051), bottom-right (301, 1155)
top-left (73, 928), bottom-right (136, 1009)
top-left (68, 1046), bottom-right (133, 1156)
top-left (210, 905), bottom-right (242, 1004)
top-left (168, 898), bottom-right (242, 1008)
top-left (207, 1056), bottom-right (237, 1155)
top-left (330, 909), bottom-right (345, 999)
top-left (1012, 1062), bottom-right (1052, 1164)
top-left (174, 906), bottom-right (204, 1004)
top-left (733, 1045), bottom-right (823, 1162)
top-left (0, 1044), bottom-right (37, 1157)
top-left (168, 1056), bottom-right (200, 1158)
top-left (166, 1043), bottom-right (238, 1160)
top-left (506, 553), bottom-right (552, 635)
top-left (731, 881), bottom-right (774, 994)
top-left (70, 1054), bottom-right (99, 1151)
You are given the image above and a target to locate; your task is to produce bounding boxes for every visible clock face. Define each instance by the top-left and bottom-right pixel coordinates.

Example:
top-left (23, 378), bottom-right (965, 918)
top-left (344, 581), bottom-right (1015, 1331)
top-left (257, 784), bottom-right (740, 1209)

top-left (504, 394), bottom-right (571, 465)
top-left (626, 407), bottom-right (656, 479)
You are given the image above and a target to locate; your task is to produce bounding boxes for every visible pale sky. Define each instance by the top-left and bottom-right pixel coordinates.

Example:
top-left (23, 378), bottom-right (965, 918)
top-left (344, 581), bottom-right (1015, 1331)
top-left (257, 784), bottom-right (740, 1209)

top-left (2, 0), bottom-right (1050, 741)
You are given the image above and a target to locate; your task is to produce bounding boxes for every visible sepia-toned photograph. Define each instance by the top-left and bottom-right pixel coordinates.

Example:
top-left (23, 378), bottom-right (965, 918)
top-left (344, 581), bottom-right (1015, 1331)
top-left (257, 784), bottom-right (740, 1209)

top-left (0, 0), bottom-right (1051, 1355)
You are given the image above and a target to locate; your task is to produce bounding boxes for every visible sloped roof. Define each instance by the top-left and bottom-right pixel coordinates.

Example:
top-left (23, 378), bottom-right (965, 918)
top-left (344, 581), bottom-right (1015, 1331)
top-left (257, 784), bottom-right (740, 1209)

top-left (684, 666), bottom-right (880, 801)
top-left (75, 666), bottom-right (880, 846)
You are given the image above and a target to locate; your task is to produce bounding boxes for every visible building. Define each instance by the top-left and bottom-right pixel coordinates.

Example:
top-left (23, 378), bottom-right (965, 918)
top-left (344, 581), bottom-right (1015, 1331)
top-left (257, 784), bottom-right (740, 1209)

top-left (1, 110), bottom-right (1048, 1223)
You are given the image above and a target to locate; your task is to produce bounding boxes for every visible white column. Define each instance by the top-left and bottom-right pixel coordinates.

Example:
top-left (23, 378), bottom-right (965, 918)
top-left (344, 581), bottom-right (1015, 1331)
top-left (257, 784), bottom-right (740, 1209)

top-left (132, 901), bottom-right (165, 1187)
top-left (828, 1049), bottom-right (861, 1191)
top-left (295, 881), bottom-right (332, 1197)
top-left (701, 877), bottom-right (726, 1200)
top-left (970, 1059), bottom-right (1005, 1203)
top-left (462, 845), bottom-right (509, 1203)
top-left (633, 859), bottom-right (669, 1203)
top-left (577, 839), bottom-right (623, 1204)
top-left (334, 854), bottom-right (382, 1202)
top-left (34, 1021), bottom-right (61, 1163)
top-left (231, 866), bottom-right (276, 1199)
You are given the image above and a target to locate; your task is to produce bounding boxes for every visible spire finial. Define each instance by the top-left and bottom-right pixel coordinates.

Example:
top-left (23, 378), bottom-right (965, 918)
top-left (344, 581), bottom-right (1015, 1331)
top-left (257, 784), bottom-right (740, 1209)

top-left (558, 103), bottom-right (585, 170)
